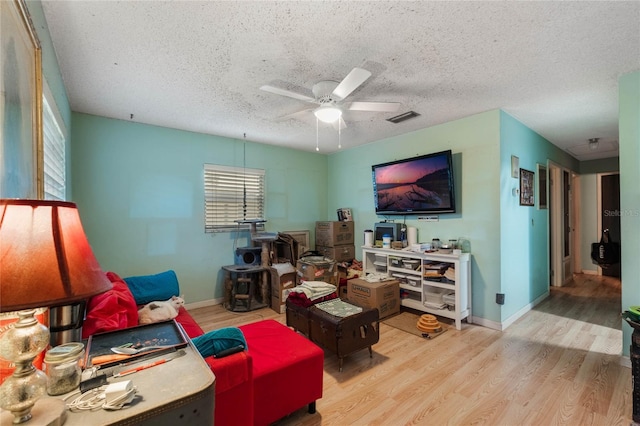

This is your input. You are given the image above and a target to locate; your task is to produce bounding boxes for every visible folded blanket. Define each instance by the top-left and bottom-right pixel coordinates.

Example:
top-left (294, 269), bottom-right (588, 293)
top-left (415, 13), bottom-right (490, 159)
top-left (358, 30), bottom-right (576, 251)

top-left (287, 291), bottom-right (337, 308)
top-left (191, 327), bottom-right (247, 358)
top-left (290, 280), bottom-right (337, 301)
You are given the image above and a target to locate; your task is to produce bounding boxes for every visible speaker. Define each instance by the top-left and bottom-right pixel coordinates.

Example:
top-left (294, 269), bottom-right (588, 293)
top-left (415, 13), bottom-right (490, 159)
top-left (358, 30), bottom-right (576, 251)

top-left (235, 247), bottom-right (262, 266)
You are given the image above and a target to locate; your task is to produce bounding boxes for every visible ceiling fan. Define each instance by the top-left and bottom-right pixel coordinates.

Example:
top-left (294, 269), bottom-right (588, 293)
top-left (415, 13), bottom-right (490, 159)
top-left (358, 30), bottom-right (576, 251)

top-left (260, 67), bottom-right (401, 129)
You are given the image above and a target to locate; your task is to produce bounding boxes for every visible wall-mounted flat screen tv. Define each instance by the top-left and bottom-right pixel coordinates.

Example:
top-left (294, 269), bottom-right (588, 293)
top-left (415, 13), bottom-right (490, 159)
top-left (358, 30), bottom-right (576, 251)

top-left (372, 150), bottom-right (456, 215)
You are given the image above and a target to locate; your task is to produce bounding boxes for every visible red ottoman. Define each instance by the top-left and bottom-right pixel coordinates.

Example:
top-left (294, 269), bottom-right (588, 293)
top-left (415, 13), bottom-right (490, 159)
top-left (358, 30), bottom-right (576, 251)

top-left (239, 319), bottom-right (324, 426)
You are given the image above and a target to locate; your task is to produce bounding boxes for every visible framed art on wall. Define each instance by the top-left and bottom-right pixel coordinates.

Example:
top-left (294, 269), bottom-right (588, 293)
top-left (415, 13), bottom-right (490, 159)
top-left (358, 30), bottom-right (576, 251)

top-left (519, 168), bottom-right (535, 206)
top-left (0, 0), bottom-right (43, 199)
top-left (511, 155), bottom-right (519, 179)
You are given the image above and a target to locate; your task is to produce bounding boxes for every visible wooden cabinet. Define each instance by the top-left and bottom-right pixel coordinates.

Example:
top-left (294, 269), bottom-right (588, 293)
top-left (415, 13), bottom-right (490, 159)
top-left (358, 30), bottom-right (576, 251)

top-left (362, 247), bottom-right (471, 330)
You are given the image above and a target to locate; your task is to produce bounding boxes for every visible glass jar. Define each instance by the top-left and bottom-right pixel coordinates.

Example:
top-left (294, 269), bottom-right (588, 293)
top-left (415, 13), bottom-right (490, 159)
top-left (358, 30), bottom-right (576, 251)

top-left (431, 238), bottom-right (441, 250)
top-left (382, 234), bottom-right (392, 249)
top-left (449, 239), bottom-right (458, 249)
top-left (458, 238), bottom-right (471, 253)
top-left (44, 342), bottom-right (84, 395)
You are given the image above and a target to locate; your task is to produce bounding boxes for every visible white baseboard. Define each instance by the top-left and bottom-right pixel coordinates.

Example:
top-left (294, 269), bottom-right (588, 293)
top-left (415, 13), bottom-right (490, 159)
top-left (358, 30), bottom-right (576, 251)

top-left (477, 291), bottom-right (551, 331)
top-left (500, 291), bottom-right (550, 330)
top-left (184, 298), bottom-right (223, 310)
top-left (470, 316), bottom-right (502, 330)
top-left (581, 269), bottom-right (598, 275)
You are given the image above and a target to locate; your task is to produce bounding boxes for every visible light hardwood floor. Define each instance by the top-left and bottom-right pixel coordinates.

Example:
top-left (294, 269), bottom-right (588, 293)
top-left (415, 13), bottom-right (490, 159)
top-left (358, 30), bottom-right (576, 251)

top-left (190, 273), bottom-right (632, 425)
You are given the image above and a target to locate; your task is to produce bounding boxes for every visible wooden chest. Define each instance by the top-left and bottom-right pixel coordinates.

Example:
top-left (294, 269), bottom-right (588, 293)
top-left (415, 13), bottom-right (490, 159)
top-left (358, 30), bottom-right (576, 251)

top-left (285, 298), bottom-right (313, 337)
top-left (307, 302), bottom-right (379, 371)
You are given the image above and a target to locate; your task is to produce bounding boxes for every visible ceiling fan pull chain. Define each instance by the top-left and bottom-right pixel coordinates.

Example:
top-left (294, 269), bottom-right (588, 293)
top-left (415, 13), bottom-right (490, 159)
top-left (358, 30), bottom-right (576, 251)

top-left (338, 121), bottom-right (342, 150)
top-left (316, 117), bottom-right (320, 152)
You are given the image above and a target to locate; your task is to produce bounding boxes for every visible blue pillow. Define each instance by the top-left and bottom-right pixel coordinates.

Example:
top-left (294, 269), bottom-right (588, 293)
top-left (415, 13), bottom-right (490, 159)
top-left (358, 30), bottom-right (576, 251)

top-left (123, 270), bottom-right (180, 305)
top-left (191, 327), bottom-right (247, 358)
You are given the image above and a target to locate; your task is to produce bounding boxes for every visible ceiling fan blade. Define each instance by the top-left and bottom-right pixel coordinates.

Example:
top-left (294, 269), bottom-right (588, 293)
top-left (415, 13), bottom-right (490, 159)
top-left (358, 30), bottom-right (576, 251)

top-left (275, 107), bottom-right (313, 122)
top-left (332, 116), bottom-right (347, 131)
top-left (332, 68), bottom-right (372, 100)
top-left (260, 85), bottom-right (315, 103)
top-left (347, 101), bottom-right (401, 112)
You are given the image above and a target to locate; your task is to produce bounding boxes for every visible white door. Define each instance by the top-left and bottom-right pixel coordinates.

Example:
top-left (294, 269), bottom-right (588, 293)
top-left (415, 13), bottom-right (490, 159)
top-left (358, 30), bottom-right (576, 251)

top-left (548, 163), bottom-right (573, 286)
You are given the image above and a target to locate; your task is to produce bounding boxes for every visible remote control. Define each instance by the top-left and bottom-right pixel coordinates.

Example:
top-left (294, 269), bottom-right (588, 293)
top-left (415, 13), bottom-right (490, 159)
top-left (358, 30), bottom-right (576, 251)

top-left (214, 345), bottom-right (245, 358)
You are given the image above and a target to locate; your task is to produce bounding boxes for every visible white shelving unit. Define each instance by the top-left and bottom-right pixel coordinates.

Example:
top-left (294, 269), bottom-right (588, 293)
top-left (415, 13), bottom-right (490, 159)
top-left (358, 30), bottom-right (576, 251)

top-left (362, 246), bottom-right (472, 330)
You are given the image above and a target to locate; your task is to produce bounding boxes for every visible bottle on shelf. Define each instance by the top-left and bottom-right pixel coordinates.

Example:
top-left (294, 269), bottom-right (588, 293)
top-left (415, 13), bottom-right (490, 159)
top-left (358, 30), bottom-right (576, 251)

top-left (458, 238), bottom-right (471, 253)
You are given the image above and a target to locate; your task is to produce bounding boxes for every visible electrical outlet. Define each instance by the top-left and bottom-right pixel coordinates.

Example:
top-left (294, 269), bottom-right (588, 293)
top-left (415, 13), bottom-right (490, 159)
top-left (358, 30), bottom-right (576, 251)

top-left (496, 293), bottom-right (505, 305)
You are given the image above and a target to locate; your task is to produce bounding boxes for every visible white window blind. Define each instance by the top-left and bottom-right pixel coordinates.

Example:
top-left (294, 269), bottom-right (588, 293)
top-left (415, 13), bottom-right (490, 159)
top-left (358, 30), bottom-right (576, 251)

top-left (42, 91), bottom-right (66, 201)
top-left (204, 164), bottom-right (265, 232)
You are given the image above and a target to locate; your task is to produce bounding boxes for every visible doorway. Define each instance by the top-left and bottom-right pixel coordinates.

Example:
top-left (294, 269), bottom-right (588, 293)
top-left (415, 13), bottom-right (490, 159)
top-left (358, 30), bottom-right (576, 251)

top-left (548, 162), bottom-right (574, 286)
top-left (598, 173), bottom-right (621, 278)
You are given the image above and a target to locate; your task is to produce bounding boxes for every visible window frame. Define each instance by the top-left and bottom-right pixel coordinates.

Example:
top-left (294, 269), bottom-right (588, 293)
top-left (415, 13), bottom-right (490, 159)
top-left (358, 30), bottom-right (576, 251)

top-left (42, 81), bottom-right (67, 201)
top-left (203, 163), bottom-right (265, 233)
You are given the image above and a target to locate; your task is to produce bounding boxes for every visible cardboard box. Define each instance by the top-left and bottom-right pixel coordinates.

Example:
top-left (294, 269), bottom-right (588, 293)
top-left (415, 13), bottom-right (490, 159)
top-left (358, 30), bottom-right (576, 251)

top-left (346, 278), bottom-right (400, 320)
top-left (270, 264), bottom-right (297, 314)
top-left (296, 256), bottom-right (337, 285)
top-left (315, 221), bottom-right (355, 247)
top-left (315, 244), bottom-right (356, 263)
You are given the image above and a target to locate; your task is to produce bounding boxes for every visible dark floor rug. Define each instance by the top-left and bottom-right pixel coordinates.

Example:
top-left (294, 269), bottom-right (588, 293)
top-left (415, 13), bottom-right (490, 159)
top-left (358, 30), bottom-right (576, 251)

top-left (382, 311), bottom-right (449, 340)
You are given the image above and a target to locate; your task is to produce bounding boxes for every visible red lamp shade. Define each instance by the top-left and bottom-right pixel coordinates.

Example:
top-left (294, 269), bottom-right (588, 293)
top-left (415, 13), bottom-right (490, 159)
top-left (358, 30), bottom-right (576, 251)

top-left (0, 199), bottom-right (113, 312)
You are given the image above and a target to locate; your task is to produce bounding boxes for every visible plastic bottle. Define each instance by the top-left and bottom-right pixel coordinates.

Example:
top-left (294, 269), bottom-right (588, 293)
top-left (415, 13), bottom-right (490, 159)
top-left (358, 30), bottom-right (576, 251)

top-left (382, 234), bottom-right (391, 249)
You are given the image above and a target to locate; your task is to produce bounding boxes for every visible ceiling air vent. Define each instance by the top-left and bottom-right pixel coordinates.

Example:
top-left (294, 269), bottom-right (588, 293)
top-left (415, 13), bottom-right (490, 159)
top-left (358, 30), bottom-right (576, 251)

top-left (387, 111), bottom-right (420, 124)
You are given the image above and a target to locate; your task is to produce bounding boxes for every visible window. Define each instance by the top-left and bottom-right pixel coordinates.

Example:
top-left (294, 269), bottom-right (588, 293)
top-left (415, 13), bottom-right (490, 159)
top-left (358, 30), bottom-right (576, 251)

top-left (42, 84), bottom-right (67, 201)
top-left (204, 164), bottom-right (265, 232)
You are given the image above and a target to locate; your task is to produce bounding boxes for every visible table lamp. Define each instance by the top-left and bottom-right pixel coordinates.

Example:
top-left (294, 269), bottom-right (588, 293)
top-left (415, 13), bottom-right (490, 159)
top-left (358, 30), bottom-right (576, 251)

top-left (0, 199), bottom-right (113, 424)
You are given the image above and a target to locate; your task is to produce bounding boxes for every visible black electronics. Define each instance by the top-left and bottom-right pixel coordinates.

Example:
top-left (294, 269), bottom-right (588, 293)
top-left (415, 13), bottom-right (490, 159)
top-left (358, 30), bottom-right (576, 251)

top-left (373, 222), bottom-right (402, 246)
top-left (235, 247), bottom-right (262, 266)
top-left (371, 149), bottom-right (456, 215)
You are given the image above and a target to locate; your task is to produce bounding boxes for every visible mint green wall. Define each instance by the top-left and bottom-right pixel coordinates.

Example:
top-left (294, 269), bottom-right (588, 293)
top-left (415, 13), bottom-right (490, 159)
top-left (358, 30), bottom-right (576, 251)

top-left (579, 157), bottom-right (619, 174)
top-left (499, 112), bottom-right (579, 322)
top-left (619, 71), bottom-right (640, 357)
top-left (328, 110), bottom-right (503, 323)
top-left (71, 113), bottom-right (328, 303)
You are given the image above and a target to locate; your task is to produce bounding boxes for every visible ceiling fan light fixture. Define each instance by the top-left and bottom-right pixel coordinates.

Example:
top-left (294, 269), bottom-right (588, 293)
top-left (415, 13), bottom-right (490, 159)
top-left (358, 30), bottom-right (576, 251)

top-left (314, 105), bottom-right (342, 123)
top-left (588, 137), bottom-right (599, 151)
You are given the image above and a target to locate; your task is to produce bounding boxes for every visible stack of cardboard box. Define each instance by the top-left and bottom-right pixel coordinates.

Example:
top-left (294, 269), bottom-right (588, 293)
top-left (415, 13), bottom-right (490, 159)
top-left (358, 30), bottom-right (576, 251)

top-left (346, 278), bottom-right (400, 320)
top-left (270, 263), bottom-right (297, 314)
top-left (295, 256), bottom-right (337, 286)
top-left (315, 221), bottom-right (355, 263)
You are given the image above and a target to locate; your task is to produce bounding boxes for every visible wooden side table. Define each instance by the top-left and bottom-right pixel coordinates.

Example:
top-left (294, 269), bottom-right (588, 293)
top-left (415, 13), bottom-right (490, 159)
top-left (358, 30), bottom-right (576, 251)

top-left (62, 339), bottom-right (215, 425)
top-left (222, 265), bottom-right (268, 311)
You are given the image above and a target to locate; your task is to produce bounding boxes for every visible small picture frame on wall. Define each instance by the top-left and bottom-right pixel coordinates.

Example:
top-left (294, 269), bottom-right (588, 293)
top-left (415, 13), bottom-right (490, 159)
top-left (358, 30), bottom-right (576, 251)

top-left (519, 168), bottom-right (535, 206)
top-left (511, 156), bottom-right (520, 179)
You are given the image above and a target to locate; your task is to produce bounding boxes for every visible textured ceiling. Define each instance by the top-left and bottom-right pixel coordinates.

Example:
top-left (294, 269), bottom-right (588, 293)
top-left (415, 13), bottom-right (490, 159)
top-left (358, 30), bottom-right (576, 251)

top-left (41, 1), bottom-right (640, 160)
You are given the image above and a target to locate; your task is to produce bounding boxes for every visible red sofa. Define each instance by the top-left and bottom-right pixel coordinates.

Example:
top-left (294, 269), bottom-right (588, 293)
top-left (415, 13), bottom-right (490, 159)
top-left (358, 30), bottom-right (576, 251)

top-left (83, 271), bottom-right (323, 425)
